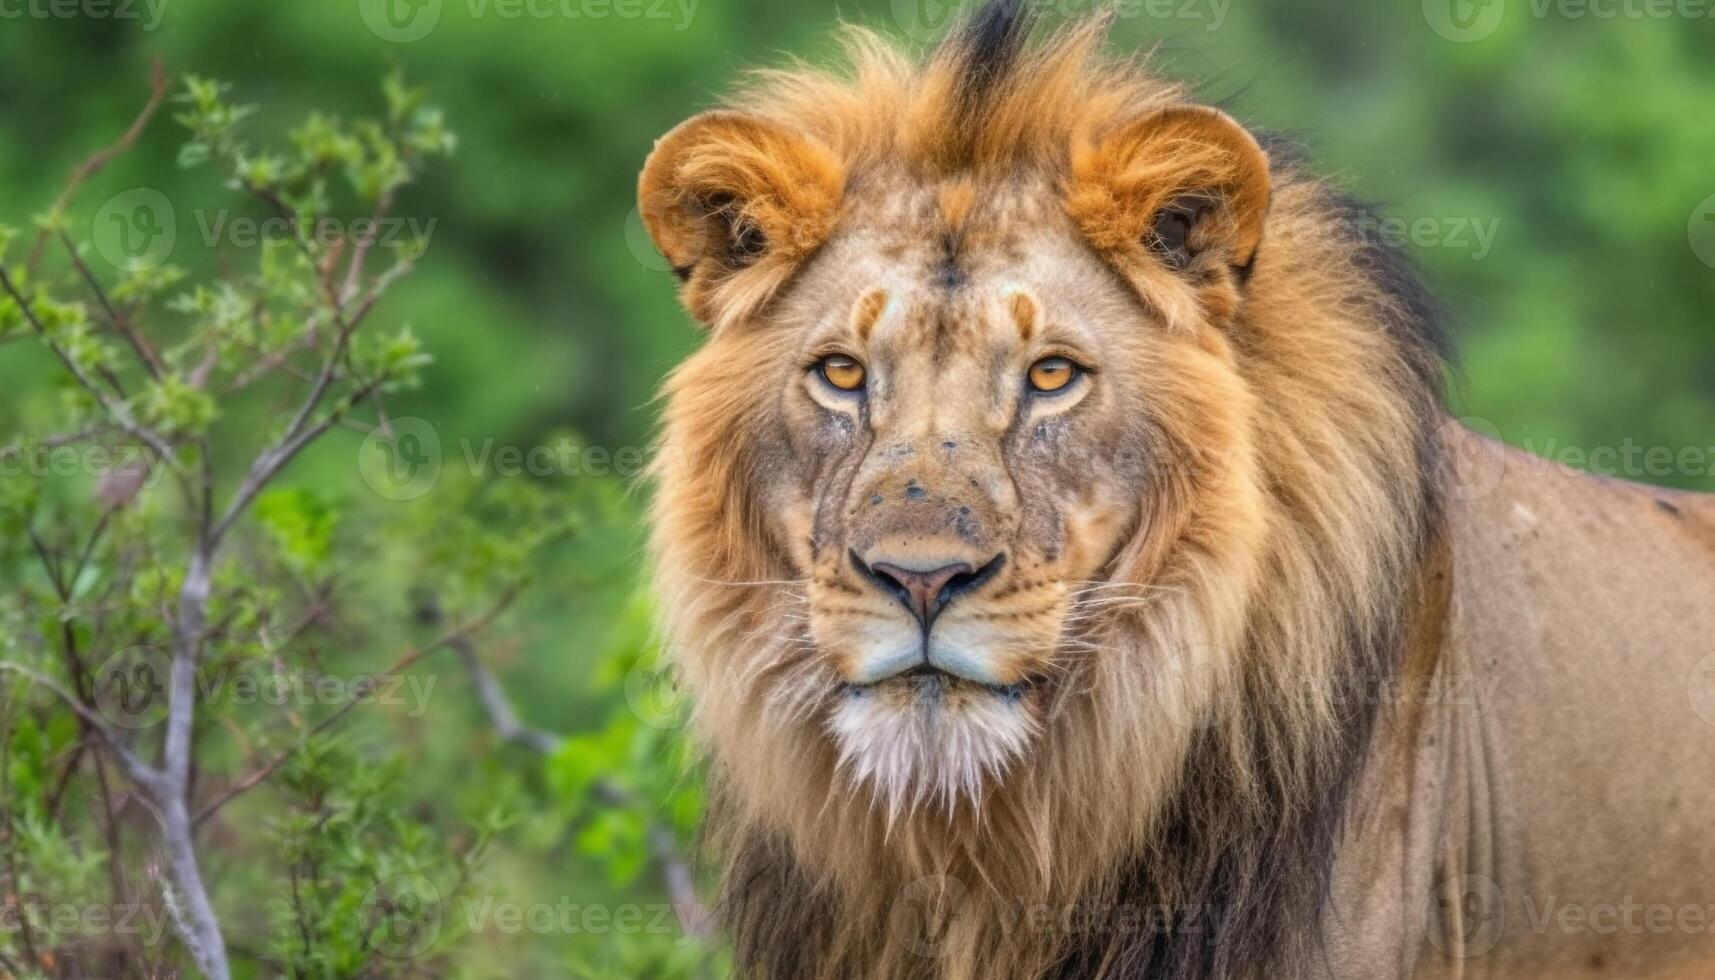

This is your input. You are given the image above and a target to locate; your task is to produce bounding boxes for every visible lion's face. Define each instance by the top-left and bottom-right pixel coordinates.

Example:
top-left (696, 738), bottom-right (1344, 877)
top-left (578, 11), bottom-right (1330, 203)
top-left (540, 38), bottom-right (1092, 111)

top-left (768, 183), bottom-right (1161, 802)
top-left (641, 71), bottom-right (1275, 822)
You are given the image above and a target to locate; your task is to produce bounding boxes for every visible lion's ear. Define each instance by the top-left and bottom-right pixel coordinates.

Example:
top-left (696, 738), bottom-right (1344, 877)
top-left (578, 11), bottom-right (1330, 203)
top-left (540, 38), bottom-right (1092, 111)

top-left (638, 111), bottom-right (844, 326)
top-left (1066, 105), bottom-right (1271, 278)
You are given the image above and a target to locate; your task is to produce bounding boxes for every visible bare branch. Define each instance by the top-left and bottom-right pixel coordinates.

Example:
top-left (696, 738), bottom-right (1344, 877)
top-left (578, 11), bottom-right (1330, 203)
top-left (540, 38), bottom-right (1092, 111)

top-left (0, 426), bottom-right (112, 461)
top-left (339, 192), bottom-right (394, 308)
top-left (449, 633), bottom-right (711, 939)
top-left (453, 635), bottom-right (561, 754)
top-left (59, 229), bottom-right (167, 381)
top-left (27, 60), bottom-right (171, 272)
top-left (211, 374), bottom-right (384, 546)
top-left (192, 588), bottom-right (521, 828)
top-left (0, 661), bottom-right (164, 797)
top-left (210, 254), bottom-right (414, 546)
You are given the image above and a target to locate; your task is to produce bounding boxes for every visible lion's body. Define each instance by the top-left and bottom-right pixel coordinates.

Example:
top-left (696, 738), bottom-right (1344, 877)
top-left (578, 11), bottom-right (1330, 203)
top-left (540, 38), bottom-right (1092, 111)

top-left (637, 4), bottom-right (1715, 978)
top-left (1322, 439), bottom-right (1715, 980)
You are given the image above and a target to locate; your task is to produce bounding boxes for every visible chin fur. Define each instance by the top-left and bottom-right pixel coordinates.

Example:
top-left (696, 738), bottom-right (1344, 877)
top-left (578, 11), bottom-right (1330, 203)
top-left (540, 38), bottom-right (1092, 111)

top-left (829, 678), bottom-right (1040, 821)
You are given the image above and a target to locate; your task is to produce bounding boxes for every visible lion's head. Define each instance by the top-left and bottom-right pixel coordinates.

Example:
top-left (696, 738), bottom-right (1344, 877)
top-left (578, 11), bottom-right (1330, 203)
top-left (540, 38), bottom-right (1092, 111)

top-left (642, 4), bottom-right (1447, 977)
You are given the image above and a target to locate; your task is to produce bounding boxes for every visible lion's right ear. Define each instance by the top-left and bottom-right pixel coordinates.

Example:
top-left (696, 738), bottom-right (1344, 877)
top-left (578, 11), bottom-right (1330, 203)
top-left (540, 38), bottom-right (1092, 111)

top-left (1065, 105), bottom-right (1270, 329)
top-left (638, 111), bottom-right (845, 327)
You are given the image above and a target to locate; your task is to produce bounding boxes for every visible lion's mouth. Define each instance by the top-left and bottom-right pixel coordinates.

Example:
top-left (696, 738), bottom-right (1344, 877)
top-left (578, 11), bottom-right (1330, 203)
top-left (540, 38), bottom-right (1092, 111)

top-left (841, 665), bottom-right (1036, 702)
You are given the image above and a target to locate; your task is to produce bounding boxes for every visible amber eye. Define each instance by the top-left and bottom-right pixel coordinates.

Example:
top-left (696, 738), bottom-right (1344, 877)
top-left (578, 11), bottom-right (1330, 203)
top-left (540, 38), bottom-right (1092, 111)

top-left (1027, 357), bottom-right (1079, 393)
top-left (818, 355), bottom-right (867, 392)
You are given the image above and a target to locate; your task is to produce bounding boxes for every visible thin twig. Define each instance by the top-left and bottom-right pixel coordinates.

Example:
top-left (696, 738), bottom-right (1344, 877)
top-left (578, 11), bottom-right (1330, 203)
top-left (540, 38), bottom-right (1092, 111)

top-left (210, 375), bottom-right (383, 546)
top-left (59, 229), bottom-right (166, 380)
top-left (26, 59), bottom-right (171, 273)
top-left (0, 661), bottom-right (163, 796)
top-left (0, 265), bottom-right (180, 469)
top-left (191, 589), bottom-right (520, 828)
top-left (450, 633), bottom-right (711, 939)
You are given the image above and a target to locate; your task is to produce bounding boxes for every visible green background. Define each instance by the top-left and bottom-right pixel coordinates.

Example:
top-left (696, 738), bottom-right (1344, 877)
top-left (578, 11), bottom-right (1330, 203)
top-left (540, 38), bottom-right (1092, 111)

top-left (1, 0), bottom-right (1712, 975)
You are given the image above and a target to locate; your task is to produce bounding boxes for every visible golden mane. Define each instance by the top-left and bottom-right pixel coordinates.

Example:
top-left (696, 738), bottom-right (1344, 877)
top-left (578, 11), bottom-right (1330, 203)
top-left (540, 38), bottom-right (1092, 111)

top-left (731, 12), bottom-right (1181, 179)
top-left (646, 3), bottom-right (1451, 978)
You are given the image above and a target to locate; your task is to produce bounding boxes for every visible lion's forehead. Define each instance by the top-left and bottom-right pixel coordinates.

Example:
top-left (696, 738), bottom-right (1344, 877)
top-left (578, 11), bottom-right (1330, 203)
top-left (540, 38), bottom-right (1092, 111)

top-left (788, 184), bottom-right (1132, 360)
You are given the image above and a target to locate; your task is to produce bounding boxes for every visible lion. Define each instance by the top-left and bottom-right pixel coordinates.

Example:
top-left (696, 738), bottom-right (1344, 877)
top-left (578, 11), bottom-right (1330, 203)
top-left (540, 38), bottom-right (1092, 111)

top-left (636, 3), bottom-right (1715, 978)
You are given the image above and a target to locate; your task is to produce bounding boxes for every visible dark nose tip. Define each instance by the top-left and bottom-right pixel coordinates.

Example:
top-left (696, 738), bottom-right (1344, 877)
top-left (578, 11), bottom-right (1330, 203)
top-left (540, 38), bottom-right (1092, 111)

top-left (855, 552), bottom-right (1005, 628)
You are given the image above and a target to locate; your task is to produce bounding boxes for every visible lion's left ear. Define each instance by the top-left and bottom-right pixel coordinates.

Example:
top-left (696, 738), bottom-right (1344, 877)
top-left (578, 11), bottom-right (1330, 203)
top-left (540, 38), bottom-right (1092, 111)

top-left (638, 111), bottom-right (845, 327)
top-left (1066, 105), bottom-right (1271, 277)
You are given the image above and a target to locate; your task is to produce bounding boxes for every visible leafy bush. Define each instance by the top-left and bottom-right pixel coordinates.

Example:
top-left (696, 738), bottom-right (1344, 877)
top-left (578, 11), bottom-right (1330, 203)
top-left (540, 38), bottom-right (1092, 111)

top-left (0, 72), bottom-right (712, 980)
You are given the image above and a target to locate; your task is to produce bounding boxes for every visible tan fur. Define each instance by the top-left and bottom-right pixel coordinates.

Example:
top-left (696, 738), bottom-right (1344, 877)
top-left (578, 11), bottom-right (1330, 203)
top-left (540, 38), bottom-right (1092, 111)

top-left (641, 8), bottom-right (1715, 980)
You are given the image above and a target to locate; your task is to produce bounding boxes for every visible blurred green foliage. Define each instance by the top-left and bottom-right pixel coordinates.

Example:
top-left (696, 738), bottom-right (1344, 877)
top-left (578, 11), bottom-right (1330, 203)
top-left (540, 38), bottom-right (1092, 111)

top-left (0, 0), bottom-right (1712, 976)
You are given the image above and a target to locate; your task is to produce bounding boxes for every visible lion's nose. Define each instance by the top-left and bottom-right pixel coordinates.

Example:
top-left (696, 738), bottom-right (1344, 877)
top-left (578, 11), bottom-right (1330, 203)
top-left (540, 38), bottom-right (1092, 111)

top-left (855, 552), bottom-right (1005, 628)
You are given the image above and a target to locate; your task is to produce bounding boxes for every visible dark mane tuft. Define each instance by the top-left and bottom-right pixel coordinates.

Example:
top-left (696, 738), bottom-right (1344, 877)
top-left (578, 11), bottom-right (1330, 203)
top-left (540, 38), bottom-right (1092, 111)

top-left (942, 0), bottom-right (1036, 120)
